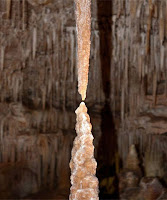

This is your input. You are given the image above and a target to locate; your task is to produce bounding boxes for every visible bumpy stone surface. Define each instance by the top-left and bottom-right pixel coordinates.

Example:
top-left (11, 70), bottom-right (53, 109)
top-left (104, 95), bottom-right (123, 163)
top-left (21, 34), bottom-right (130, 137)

top-left (69, 102), bottom-right (99, 200)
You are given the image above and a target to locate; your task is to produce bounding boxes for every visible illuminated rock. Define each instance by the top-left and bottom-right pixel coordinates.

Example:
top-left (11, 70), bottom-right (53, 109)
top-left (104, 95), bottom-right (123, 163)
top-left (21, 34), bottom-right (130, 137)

top-left (69, 102), bottom-right (99, 200)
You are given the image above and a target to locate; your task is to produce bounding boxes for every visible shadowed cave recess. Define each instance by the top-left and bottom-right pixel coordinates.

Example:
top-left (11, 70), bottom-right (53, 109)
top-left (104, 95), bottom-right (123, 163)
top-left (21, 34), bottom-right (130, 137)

top-left (0, 0), bottom-right (167, 199)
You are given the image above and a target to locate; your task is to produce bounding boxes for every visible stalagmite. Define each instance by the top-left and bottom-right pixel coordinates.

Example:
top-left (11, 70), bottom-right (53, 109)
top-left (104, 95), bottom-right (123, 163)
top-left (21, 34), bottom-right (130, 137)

top-left (70, 0), bottom-right (99, 199)
top-left (75, 0), bottom-right (91, 100)
top-left (125, 144), bottom-right (141, 173)
top-left (69, 102), bottom-right (98, 200)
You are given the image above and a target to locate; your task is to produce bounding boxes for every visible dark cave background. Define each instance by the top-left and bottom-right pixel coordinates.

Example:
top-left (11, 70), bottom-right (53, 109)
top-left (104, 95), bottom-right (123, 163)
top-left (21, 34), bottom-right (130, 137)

top-left (0, 0), bottom-right (167, 199)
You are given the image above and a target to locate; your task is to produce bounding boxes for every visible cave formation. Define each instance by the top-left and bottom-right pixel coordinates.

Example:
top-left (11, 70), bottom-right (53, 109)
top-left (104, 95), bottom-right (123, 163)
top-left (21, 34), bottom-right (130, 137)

top-left (69, 0), bottom-right (98, 199)
top-left (0, 0), bottom-right (167, 199)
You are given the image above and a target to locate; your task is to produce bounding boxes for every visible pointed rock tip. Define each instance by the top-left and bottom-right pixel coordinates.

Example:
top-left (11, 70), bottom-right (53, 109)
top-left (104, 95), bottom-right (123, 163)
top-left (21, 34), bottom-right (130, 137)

top-left (129, 144), bottom-right (138, 156)
top-left (75, 101), bottom-right (87, 114)
top-left (81, 91), bottom-right (86, 101)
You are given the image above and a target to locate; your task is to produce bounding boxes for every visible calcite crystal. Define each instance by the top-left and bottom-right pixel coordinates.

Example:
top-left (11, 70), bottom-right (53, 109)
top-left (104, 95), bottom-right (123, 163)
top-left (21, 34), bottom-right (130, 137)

top-left (75, 0), bottom-right (91, 100)
top-left (69, 102), bottom-right (99, 200)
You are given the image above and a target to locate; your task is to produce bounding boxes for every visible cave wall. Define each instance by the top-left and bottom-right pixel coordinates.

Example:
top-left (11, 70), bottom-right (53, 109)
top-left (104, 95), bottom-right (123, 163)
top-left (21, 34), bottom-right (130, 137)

top-left (95, 0), bottom-right (167, 188)
top-left (0, 0), bottom-right (104, 109)
top-left (111, 0), bottom-right (167, 185)
top-left (0, 0), bottom-right (103, 198)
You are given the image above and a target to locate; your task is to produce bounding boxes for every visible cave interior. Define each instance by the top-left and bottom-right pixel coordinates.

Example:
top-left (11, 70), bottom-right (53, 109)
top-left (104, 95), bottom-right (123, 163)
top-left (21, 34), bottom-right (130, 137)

top-left (0, 0), bottom-right (167, 199)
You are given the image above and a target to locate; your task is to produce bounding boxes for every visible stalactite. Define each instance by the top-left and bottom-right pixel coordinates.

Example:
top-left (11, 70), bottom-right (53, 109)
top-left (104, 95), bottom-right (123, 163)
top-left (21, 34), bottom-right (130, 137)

top-left (130, 0), bottom-right (137, 18)
top-left (75, 0), bottom-right (91, 100)
top-left (0, 120), bottom-right (4, 146)
top-left (32, 27), bottom-right (37, 59)
top-left (49, 151), bottom-right (55, 189)
top-left (0, 47), bottom-right (4, 70)
top-left (165, 2), bottom-right (167, 39)
top-left (153, 71), bottom-right (157, 106)
top-left (42, 87), bottom-right (46, 110)
top-left (159, 2), bottom-right (164, 45)
top-left (146, 0), bottom-right (153, 54)
top-left (70, 29), bottom-right (74, 82)
top-left (121, 84), bottom-right (125, 122)
top-left (6, 0), bottom-right (11, 19)
top-left (160, 45), bottom-right (164, 71)
top-left (22, 0), bottom-right (25, 30)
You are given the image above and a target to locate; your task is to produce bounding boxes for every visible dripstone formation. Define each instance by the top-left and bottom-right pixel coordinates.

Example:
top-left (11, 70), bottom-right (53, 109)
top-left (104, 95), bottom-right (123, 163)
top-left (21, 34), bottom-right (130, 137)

top-left (69, 0), bottom-right (99, 199)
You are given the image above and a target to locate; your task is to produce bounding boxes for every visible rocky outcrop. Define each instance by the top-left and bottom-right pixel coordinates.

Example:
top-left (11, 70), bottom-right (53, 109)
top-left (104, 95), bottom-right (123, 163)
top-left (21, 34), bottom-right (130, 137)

top-left (119, 145), bottom-right (166, 200)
